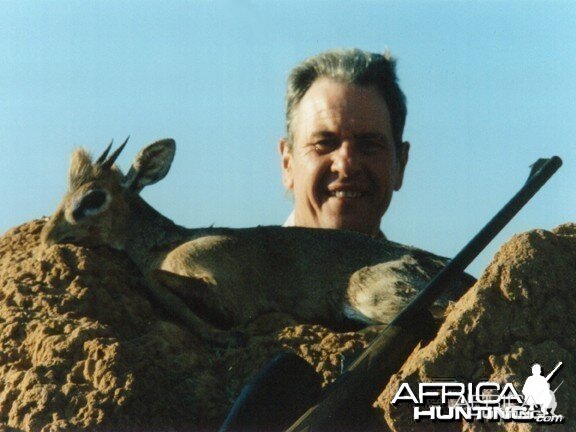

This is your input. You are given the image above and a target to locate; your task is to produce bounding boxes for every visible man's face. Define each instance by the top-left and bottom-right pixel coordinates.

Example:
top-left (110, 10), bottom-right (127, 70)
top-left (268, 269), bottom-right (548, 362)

top-left (280, 78), bottom-right (409, 236)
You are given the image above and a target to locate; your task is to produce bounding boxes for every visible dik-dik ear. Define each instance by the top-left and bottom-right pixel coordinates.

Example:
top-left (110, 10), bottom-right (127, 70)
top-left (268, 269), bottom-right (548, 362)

top-left (123, 139), bottom-right (176, 193)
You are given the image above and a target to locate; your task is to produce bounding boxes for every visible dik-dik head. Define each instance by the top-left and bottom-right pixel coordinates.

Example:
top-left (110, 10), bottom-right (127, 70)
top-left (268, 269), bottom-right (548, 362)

top-left (41, 138), bottom-right (176, 249)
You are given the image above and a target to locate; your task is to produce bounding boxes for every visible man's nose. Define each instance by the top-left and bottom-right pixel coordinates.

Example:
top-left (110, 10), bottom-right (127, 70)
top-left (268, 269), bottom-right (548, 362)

top-left (331, 141), bottom-right (361, 176)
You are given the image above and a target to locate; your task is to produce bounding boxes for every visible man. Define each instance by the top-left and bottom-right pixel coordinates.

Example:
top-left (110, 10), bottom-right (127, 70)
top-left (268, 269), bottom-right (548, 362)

top-left (280, 48), bottom-right (409, 237)
top-left (221, 50), bottom-right (475, 431)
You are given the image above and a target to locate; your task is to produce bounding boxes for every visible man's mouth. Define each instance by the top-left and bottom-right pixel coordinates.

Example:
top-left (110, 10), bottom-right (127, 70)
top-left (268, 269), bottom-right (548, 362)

top-left (328, 190), bottom-right (365, 198)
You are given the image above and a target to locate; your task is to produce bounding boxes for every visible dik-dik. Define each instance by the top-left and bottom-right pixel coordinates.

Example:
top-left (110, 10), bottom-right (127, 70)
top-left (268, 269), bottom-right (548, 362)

top-left (41, 138), bottom-right (471, 344)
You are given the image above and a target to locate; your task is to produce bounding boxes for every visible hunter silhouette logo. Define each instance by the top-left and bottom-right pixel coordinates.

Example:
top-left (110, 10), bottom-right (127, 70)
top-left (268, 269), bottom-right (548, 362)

top-left (522, 362), bottom-right (563, 416)
top-left (391, 361), bottom-right (565, 424)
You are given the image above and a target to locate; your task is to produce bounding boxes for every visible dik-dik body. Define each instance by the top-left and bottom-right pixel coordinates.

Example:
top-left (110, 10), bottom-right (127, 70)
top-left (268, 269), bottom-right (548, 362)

top-left (41, 138), bottom-right (470, 343)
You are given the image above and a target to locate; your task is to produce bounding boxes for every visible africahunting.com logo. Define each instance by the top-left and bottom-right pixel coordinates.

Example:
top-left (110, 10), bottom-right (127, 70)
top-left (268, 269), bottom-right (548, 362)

top-left (391, 361), bottom-right (564, 424)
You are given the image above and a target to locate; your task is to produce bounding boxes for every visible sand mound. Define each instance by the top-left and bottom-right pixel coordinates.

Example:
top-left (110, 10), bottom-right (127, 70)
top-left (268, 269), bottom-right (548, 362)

top-left (0, 220), bottom-right (574, 431)
top-left (378, 224), bottom-right (576, 431)
top-left (0, 220), bottom-right (379, 431)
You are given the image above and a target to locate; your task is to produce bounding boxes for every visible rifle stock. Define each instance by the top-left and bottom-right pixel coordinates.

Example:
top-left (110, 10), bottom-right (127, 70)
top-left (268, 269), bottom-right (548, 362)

top-left (286, 156), bottom-right (562, 432)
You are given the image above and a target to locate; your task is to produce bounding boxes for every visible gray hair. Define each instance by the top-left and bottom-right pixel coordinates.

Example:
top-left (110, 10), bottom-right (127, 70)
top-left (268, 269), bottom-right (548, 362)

top-left (285, 48), bottom-right (407, 150)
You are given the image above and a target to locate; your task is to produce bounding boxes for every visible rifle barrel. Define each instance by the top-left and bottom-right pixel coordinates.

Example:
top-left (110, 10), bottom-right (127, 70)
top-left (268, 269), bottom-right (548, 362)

top-left (545, 361), bottom-right (563, 382)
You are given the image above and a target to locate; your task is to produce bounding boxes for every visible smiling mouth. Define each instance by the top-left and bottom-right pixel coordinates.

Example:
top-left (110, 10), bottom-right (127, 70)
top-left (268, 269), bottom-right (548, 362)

top-left (328, 190), bottom-right (365, 198)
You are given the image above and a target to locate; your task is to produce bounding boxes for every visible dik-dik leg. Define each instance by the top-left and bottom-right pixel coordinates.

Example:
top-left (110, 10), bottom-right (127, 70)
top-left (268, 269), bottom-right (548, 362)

top-left (144, 270), bottom-right (241, 346)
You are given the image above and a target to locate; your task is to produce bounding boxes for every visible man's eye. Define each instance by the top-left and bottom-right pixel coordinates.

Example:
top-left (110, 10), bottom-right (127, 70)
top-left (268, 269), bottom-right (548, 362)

top-left (359, 139), bottom-right (386, 154)
top-left (313, 140), bottom-right (337, 153)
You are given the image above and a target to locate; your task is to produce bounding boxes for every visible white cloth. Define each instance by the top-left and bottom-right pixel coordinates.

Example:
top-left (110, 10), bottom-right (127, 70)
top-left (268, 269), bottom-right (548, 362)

top-left (283, 210), bottom-right (296, 227)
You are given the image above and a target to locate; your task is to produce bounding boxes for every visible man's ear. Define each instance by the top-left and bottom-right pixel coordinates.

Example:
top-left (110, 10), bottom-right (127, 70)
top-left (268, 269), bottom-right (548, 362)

top-left (394, 141), bottom-right (410, 191)
top-left (279, 138), bottom-right (294, 190)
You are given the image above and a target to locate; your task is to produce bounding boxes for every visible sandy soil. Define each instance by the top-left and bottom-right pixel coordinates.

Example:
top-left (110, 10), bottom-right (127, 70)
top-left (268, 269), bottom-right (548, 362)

top-left (0, 220), bottom-right (574, 431)
top-left (379, 224), bottom-right (575, 431)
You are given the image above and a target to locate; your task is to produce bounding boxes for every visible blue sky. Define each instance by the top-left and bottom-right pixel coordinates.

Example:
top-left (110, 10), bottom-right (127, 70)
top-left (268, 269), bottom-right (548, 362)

top-left (1, 1), bottom-right (574, 277)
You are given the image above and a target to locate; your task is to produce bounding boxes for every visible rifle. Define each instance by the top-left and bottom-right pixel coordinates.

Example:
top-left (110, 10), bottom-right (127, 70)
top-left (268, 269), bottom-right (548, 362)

top-left (545, 361), bottom-right (563, 382)
top-left (220, 156), bottom-right (562, 432)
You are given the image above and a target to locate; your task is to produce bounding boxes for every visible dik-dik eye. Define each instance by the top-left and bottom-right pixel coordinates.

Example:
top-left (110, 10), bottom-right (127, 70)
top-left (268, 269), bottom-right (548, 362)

top-left (71, 189), bottom-right (109, 221)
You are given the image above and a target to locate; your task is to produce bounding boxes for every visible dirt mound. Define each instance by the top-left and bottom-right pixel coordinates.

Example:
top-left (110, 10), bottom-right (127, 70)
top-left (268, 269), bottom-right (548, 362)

top-left (0, 220), bottom-right (379, 431)
top-left (378, 224), bottom-right (576, 431)
top-left (0, 220), bottom-right (574, 431)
